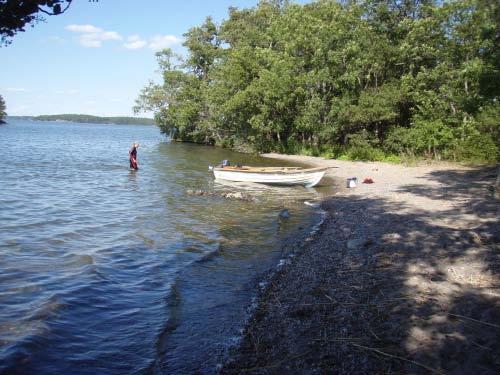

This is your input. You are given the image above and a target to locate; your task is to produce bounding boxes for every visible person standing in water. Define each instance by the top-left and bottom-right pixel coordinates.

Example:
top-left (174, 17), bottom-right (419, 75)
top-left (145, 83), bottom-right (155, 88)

top-left (129, 142), bottom-right (139, 170)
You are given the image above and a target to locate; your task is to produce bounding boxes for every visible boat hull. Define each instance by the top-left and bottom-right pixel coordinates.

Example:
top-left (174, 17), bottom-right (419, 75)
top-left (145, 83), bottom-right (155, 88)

top-left (213, 168), bottom-right (326, 188)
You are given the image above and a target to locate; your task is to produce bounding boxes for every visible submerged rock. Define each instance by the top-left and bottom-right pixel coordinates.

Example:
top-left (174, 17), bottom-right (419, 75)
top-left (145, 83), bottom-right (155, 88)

top-left (186, 189), bottom-right (255, 202)
top-left (279, 209), bottom-right (290, 219)
top-left (222, 192), bottom-right (243, 199)
top-left (186, 189), bottom-right (211, 196)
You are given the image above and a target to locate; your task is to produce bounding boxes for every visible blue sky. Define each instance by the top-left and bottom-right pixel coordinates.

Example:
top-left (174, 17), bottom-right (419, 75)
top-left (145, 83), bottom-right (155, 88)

top-left (0, 0), bottom-right (293, 117)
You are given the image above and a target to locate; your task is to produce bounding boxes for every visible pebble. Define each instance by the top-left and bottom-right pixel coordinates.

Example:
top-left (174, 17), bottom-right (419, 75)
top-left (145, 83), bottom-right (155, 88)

top-left (347, 238), bottom-right (373, 250)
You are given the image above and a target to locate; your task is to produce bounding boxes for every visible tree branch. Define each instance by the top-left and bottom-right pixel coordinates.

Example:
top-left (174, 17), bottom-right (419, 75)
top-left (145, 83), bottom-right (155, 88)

top-left (37, 1), bottom-right (72, 16)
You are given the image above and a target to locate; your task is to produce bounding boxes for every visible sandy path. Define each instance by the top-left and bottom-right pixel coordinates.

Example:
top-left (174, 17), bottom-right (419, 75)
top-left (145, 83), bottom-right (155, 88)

top-left (221, 156), bottom-right (499, 374)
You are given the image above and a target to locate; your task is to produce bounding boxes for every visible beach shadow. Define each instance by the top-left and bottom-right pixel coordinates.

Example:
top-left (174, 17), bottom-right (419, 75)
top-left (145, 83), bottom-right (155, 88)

top-left (397, 166), bottom-right (499, 218)
top-left (221, 166), bottom-right (499, 374)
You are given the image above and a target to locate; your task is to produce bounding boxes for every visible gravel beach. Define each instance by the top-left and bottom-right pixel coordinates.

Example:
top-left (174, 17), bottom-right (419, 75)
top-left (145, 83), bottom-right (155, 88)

top-left (221, 155), bottom-right (499, 374)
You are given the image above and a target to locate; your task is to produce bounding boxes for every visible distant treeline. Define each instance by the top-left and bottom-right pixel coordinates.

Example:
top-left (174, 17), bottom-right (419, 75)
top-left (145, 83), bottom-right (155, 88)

top-left (32, 114), bottom-right (155, 125)
top-left (0, 94), bottom-right (6, 124)
top-left (135, 0), bottom-right (499, 162)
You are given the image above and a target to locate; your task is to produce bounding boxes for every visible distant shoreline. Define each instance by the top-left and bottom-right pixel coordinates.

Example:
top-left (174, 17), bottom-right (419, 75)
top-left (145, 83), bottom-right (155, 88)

top-left (7, 114), bottom-right (155, 126)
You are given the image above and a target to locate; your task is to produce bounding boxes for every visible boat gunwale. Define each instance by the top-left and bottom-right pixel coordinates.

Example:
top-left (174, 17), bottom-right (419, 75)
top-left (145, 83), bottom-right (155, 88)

top-left (213, 166), bottom-right (328, 174)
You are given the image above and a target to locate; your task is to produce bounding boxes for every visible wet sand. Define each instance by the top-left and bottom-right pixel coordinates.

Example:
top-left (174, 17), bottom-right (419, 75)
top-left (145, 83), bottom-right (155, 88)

top-left (221, 155), bottom-right (499, 374)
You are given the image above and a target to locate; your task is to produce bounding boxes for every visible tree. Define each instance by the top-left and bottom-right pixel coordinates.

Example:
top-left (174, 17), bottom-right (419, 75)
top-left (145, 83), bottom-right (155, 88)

top-left (135, 17), bottom-right (223, 145)
top-left (0, 0), bottom-right (73, 45)
top-left (135, 0), bottom-right (499, 161)
top-left (0, 95), bottom-right (6, 123)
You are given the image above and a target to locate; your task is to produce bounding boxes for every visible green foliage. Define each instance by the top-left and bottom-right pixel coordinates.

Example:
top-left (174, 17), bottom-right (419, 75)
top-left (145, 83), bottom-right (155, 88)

top-left (1, 0), bottom-right (72, 46)
top-left (407, 119), bottom-right (456, 159)
top-left (382, 154), bottom-right (402, 164)
top-left (341, 130), bottom-right (385, 161)
top-left (475, 103), bottom-right (500, 149)
top-left (385, 118), bottom-right (498, 162)
top-left (135, 0), bottom-right (499, 163)
top-left (450, 119), bottom-right (498, 162)
top-left (384, 127), bottom-right (414, 156)
top-left (0, 95), bottom-right (6, 123)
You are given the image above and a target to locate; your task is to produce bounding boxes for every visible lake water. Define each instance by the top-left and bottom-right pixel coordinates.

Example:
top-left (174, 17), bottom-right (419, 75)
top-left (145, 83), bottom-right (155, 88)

top-left (0, 119), bottom-right (328, 374)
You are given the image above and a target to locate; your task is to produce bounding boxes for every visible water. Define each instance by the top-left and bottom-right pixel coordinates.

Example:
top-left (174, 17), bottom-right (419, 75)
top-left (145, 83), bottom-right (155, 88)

top-left (0, 119), bottom-right (327, 374)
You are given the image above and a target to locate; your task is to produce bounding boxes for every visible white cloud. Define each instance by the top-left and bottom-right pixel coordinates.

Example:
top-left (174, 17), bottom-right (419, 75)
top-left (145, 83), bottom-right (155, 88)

top-left (148, 35), bottom-right (182, 50)
top-left (101, 31), bottom-right (122, 40)
top-left (124, 40), bottom-right (147, 49)
top-left (66, 24), bottom-right (122, 48)
top-left (123, 35), bottom-right (147, 50)
top-left (5, 87), bottom-right (28, 92)
top-left (121, 34), bottom-right (181, 51)
top-left (66, 24), bottom-right (102, 33)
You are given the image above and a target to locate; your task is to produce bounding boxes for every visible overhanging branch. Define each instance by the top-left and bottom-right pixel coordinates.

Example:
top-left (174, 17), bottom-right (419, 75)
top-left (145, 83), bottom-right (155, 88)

top-left (37, 1), bottom-right (73, 16)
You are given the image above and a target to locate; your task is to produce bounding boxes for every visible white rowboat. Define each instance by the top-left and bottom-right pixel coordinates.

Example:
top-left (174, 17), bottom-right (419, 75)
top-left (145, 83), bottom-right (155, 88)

top-left (212, 166), bottom-right (327, 188)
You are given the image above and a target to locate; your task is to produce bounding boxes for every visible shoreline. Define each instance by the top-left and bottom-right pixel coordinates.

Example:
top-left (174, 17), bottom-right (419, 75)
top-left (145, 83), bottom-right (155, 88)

top-left (6, 116), bottom-right (155, 126)
top-left (221, 155), bottom-right (499, 374)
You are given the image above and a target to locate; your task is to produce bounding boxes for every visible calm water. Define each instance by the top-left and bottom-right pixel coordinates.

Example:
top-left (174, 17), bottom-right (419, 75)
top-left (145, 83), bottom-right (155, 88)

top-left (0, 119), bottom-right (327, 374)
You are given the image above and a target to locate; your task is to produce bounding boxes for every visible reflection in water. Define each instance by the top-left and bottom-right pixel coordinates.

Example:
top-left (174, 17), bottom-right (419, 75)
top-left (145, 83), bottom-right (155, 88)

top-left (127, 169), bottom-right (139, 191)
top-left (0, 120), bottom-right (332, 375)
top-left (213, 179), bottom-right (325, 203)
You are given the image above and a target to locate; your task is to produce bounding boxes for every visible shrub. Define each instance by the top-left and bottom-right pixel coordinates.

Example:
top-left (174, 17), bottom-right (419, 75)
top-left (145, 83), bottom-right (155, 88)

top-left (344, 130), bottom-right (386, 161)
top-left (384, 126), bottom-right (413, 155)
top-left (338, 154), bottom-right (350, 161)
top-left (346, 146), bottom-right (384, 161)
top-left (321, 151), bottom-right (336, 159)
top-left (409, 119), bottom-right (455, 159)
top-left (382, 154), bottom-right (401, 163)
top-left (475, 104), bottom-right (500, 150)
top-left (385, 119), bottom-right (498, 162)
top-left (385, 121), bottom-right (454, 160)
top-left (449, 120), bottom-right (498, 162)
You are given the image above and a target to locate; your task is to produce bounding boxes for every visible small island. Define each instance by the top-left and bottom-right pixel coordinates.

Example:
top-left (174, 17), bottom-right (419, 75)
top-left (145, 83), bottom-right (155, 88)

top-left (11, 114), bottom-right (155, 125)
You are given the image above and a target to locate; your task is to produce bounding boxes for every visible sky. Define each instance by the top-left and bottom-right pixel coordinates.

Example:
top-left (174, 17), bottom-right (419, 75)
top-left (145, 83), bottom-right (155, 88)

top-left (0, 0), bottom-right (290, 117)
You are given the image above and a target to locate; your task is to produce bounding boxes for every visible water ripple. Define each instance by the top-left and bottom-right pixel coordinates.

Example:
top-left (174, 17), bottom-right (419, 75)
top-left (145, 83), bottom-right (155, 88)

top-left (0, 120), bottom-right (326, 374)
